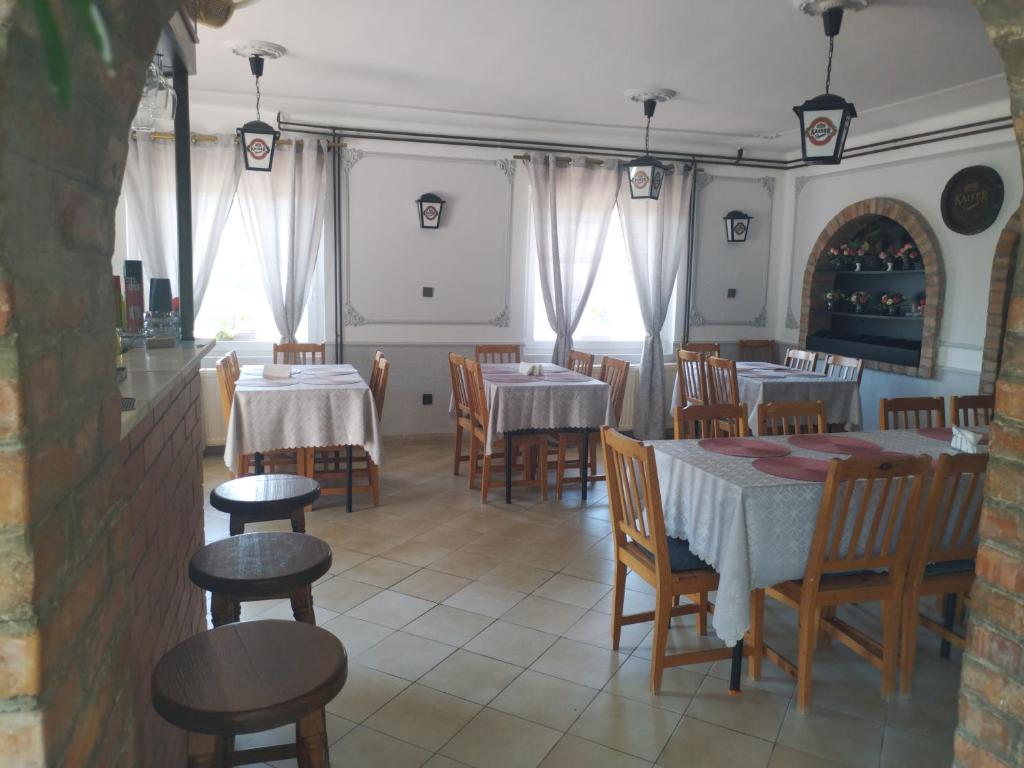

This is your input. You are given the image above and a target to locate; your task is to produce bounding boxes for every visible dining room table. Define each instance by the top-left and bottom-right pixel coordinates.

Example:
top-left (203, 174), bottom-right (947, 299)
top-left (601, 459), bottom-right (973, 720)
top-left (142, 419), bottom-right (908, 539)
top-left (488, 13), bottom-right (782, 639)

top-left (224, 364), bottom-right (382, 513)
top-left (478, 362), bottom-right (613, 503)
top-left (648, 426), bottom-right (986, 690)
top-left (672, 361), bottom-right (863, 433)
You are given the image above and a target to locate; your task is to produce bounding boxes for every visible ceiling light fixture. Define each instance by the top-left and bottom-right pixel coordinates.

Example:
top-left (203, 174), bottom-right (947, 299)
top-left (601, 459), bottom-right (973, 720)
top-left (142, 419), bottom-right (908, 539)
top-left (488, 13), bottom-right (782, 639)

top-left (234, 42), bottom-right (285, 172)
top-left (625, 89), bottom-right (675, 200)
top-left (793, 7), bottom-right (858, 164)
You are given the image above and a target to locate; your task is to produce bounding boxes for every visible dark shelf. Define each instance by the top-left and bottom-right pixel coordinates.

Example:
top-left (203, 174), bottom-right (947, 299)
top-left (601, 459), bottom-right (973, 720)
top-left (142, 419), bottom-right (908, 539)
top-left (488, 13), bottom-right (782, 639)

top-left (820, 270), bottom-right (926, 277)
top-left (807, 333), bottom-right (921, 368)
top-left (813, 311), bottom-right (923, 322)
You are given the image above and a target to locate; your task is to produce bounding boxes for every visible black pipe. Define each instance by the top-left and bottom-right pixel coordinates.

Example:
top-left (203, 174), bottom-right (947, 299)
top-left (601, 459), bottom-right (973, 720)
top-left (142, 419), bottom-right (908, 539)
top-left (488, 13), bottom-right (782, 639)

top-left (332, 133), bottom-right (344, 363)
top-left (173, 54), bottom-right (194, 341)
top-left (682, 171), bottom-right (698, 346)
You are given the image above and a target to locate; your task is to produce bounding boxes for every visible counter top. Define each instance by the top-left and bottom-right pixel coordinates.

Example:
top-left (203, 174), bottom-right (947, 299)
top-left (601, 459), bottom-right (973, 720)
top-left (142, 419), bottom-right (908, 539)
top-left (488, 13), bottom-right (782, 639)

top-left (120, 340), bottom-right (215, 438)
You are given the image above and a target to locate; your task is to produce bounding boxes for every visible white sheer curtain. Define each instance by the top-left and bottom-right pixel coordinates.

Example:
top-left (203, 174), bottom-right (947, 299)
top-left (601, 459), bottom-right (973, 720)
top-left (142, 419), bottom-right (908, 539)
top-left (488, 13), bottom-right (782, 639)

top-left (618, 163), bottom-right (694, 439)
top-left (236, 138), bottom-right (328, 343)
top-left (122, 134), bottom-right (241, 313)
top-left (525, 152), bottom-right (620, 365)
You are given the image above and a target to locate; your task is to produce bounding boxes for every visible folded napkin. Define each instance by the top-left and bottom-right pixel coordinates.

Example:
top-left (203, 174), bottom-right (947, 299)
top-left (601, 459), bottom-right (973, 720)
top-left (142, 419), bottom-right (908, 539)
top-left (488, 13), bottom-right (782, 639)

top-left (952, 426), bottom-right (987, 454)
top-left (517, 362), bottom-right (544, 377)
top-left (262, 363), bottom-right (293, 379)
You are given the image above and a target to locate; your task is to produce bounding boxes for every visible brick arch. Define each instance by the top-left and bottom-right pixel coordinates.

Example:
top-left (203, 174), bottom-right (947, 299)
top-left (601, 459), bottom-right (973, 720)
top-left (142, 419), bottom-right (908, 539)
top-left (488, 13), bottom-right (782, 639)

top-left (798, 197), bottom-right (944, 378)
top-left (979, 204), bottom-right (1023, 394)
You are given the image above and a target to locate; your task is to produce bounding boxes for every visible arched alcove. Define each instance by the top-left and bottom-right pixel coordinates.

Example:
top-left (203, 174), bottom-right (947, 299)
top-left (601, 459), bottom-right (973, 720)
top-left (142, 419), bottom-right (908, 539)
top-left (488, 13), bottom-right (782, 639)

top-left (979, 204), bottom-right (1022, 394)
top-left (798, 197), bottom-right (944, 378)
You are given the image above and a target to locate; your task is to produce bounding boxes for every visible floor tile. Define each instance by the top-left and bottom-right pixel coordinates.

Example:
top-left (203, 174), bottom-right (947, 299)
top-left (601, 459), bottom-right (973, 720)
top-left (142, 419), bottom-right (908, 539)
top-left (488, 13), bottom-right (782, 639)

top-left (329, 725), bottom-right (432, 768)
top-left (403, 604), bottom-right (495, 646)
top-left (880, 725), bottom-right (953, 768)
top-left (686, 674), bottom-right (789, 742)
top-left (603, 656), bottom-right (703, 714)
top-left (766, 744), bottom-right (846, 767)
top-left (569, 692), bottom-right (680, 762)
top-left (490, 669), bottom-right (599, 731)
top-left (392, 568), bottom-right (472, 602)
top-left (325, 663), bottom-right (409, 723)
top-left (424, 756), bottom-right (473, 768)
top-left (319, 613), bottom-right (394, 656)
top-left (658, 717), bottom-right (773, 767)
top-left (564, 610), bottom-right (649, 652)
top-left (531, 638), bottom-right (628, 689)
top-left (478, 562), bottom-right (556, 592)
top-left (420, 649), bottom-right (523, 705)
top-left (355, 631), bottom-right (456, 681)
top-left (464, 621), bottom-right (560, 667)
top-left (382, 539), bottom-right (456, 567)
top-left (534, 573), bottom-right (612, 609)
top-left (444, 581), bottom-right (526, 618)
top-left (256, 599), bottom-right (340, 625)
top-left (776, 702), bottom-right (884, 768)
top-left (541, 734), bottom-right (650, 768)
top-left (418, 525), bottom-right (484, 550)
top-left (341, 556), bottom-right (421, 588)
top-left (441, 708), bottom-right (563, 768)
top-left (311, 576), bottom-right (381, 614)
top-left (326, 547), bottom-right (373, 573)
top-left (364, 683), bottom-right (481, 751)
top-left (501, 595), bottom-right (588, 634)
top-left (346, 589), bottom-right (435, 629)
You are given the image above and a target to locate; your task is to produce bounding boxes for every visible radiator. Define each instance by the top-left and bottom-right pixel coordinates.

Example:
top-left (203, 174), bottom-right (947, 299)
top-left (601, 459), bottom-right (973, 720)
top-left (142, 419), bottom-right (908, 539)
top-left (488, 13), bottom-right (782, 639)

top-left (200, 368), bottom-right (226, 446)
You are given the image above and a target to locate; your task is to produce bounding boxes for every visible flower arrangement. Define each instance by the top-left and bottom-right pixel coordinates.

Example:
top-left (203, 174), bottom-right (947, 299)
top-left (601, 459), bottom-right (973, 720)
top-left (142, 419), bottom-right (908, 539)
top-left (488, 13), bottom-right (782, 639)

top-left (881, 292), bottom-right (904, 316)
top-left (823, 288), bottom-right (845, 311)
top-left (878, 250), bottom-right (896, 271)
top-left (848, 290), bottom-right (871, 313)
top-left (896, 243), bottom-right (921, 270)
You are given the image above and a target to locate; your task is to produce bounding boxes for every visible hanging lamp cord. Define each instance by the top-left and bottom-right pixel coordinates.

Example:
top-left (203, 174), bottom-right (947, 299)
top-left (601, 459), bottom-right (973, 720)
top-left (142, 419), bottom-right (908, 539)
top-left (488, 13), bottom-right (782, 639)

top-left (644, 114), bottom-right (651, 154)
top-left (824, 34), bottom-right (834, 95)
top-left (255, 74), bottom-right (262, 121)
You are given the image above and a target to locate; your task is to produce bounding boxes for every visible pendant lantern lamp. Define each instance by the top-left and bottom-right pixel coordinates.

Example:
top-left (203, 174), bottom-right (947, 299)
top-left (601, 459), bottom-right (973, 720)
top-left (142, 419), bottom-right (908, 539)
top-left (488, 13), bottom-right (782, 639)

top-left (626, 96), bottom-right (670, 200)
top-left (237, 53), bottom-right (280, 172)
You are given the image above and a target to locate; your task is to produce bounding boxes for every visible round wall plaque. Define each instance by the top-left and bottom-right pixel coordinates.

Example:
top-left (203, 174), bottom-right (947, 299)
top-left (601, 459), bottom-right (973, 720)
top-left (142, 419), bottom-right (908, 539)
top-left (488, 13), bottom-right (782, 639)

top-left (941, 165), bottom-right (1004, 235)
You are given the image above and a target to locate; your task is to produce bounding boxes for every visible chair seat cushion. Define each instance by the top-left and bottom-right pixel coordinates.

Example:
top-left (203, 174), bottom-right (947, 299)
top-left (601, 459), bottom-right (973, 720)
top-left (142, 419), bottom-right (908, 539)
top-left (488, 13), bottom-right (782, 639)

top-left (925, 559), bottom-right (975, 576)
top-left (638, 537), bottom-right (713, 572)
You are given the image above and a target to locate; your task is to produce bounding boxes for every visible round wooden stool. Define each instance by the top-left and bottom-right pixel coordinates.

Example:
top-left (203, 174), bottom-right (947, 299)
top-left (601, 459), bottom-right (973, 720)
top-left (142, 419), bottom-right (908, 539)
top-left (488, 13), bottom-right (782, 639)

top-left (210, 474), bottom-right (321, 535)
top-left (152, 620), bottom-right (347, 767)
top-left (190, 533), bottom-right (333, 627)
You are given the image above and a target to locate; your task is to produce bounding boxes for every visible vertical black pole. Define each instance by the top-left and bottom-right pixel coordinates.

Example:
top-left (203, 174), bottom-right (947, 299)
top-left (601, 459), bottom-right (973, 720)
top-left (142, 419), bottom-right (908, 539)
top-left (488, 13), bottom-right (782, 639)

top-left (173, 54), bottom-right (194, 341)
top-left (681, 164), bottom-right (698, 346)
top-left (940, 592), bottom-right (957, 659)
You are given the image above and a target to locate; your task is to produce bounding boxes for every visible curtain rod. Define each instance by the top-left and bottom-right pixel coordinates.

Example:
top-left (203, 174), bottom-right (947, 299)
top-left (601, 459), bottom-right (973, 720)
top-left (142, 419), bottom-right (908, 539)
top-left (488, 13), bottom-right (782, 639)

top-left (129, 130), bottom-right (346, 149)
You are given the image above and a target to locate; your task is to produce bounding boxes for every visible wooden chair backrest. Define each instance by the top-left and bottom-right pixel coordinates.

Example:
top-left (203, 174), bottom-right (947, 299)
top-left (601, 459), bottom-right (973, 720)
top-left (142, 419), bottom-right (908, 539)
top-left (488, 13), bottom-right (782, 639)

top-left (681, 342), bottom-right (721, 357)
top-left (601, 426), bottom-right (670, 578)
top-left (215, 356), bottom-right (236, 431)
top-left (599, 356), bottom-right (630, 423)
top-left (824, 354), bottom-right (863, 385)
top-left (706, 356), bottom-right (739, 406)
top-left (373, 349), bottom-right (384, 366)
top-left (738, 339), bottom-right (775, 363)
top-left (950, 394), bottom-right (995, 428)
top-left (676, 349), bottom-right (708, 406)
top-left (370, 356), bottom-right (390, 420)
top-left (464, 358), bottom-right (490, 432)
top-left (806, 454), bottom-right (930, 585)
top-left (784, 348), bottom-right (818, 372)
top-left (474, 344), bottom-right (521, 363)
top-left (227, 350), bottom-right (241, 380)
top-left (879, 397), bottom-right (946, 430)
top-left (673, 404), bottom-right (749, 439)
top-left (567, 349), bottom-right (595, 377)
top-left (273, 342), bottom-right (326, 365)
top-left (448, 352), bottom-right (471, 417)
top-left (758, 400), bottom-right (827, 436)
top-left (909, 453), bottom-right (986, 585)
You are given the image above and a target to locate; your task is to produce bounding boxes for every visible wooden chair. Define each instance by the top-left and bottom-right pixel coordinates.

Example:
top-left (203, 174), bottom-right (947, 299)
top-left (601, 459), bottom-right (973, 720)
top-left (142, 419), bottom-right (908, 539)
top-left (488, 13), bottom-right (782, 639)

top-left (567, 349), bottom-right (595, 376)
top-left (227, 350), bottom-right (241, 380)
top-left (465, 358), bottom-right (548, 501)
top-left (680, 341), bottom-right (721, 357)
top-left (706, 356), bottom-right (740, 406)
top-left (823, 354), bottom-right (863, 385)
top-left (950, 394), bottom-right (995, 427)
top-left (879, 397), bottom-right (946, 430)
top-left (755, 453), bottom-right (931, 712)
top-left (673, 404), bottom-right (749, 440)
top-left (738, 339), bottom-right (775, 363)
top-left (676, 349), bottom-right (709, 406)
top-left (552, 356), bottom-right (630, 499)
top-left (757, 401), bottom-right (827, 436)
top-left (474, 344), bottom-right (521, 363)
top-left (602, 426), bottom-right (756, 690)
top-left (784, 348), bottom-right (818, 372)
top-left (900, 453), bottom-right (986, 696)
top-left (273, 342), bottom-right (326, 365)
top-left (449, 353), bottom-right (473, 475)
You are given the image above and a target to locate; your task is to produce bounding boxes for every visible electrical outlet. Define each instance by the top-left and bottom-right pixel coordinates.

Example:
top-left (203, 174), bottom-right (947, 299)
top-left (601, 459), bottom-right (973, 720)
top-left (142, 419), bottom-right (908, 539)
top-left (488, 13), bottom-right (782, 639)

top-left (727, 288), bottom-right (737, 298)
top-left (422, 393), bottom-right (433, 405)
top-left (422, 286), bottom-right (434, 297)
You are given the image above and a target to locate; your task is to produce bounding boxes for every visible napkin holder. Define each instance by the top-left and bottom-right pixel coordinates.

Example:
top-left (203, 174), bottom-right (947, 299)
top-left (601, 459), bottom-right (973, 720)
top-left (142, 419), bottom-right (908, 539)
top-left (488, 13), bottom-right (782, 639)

top-left (517, 362), bottom-right (543, 376)
top-left (262, 363), bottom-right (293, 379)
top-left (951, 426), bottom-right (987, 454)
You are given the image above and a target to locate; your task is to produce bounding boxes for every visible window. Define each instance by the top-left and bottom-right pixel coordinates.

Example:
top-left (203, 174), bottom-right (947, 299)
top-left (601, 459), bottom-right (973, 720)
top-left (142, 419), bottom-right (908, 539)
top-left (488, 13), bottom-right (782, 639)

top-left (528, 206), bottom-right (675, 350)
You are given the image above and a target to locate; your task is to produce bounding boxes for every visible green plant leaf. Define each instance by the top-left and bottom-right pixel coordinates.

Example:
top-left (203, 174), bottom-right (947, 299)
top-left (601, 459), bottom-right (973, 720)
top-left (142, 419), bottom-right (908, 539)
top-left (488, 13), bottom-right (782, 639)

top-left (29, 0), bottom-right (71, 106)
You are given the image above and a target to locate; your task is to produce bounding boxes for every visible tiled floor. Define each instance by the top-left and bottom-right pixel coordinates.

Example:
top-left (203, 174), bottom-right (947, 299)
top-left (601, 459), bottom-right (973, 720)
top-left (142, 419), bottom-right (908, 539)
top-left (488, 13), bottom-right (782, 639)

top-left (201, 443), bottom-right (962, 768)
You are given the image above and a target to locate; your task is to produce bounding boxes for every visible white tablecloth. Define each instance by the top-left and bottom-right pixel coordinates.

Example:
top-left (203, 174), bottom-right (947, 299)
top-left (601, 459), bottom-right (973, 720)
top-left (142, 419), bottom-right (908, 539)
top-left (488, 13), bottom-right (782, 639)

top-left (481, 363), bottom-right (612, 455)
top-left (650, 429), bottom-right (973, 645)
top-left (224, 364), bottom-right (382, 472)
top-left (671, 362), bottom-right (862, 434)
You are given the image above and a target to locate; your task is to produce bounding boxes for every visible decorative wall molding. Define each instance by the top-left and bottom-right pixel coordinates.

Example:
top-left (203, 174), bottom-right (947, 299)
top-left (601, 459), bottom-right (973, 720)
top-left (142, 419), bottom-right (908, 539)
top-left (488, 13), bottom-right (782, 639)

top-left (794, 176), bottom-right (811, 199)
top-left (785, 307), bottom-right (800, 329)
top-left (341, 150), bottom-right (514, 326)
top-left (688, 174), bottom-right (776, 327)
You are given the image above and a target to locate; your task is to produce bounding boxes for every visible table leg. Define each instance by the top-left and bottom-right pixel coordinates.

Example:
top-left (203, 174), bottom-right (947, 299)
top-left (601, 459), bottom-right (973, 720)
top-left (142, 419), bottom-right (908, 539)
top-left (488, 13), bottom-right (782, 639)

top-left (581, 429), bottom-right (590, 502)
top-left (940, 593), bottom-right (957, 659)
top-left (729, 640), bottom-right (743, 695)
top-left (346, 445), bottom-right (353, 514)
top-left (505, 431), bottom-right (513, 504)
top-left (254, 451), bottom-right (264, 475)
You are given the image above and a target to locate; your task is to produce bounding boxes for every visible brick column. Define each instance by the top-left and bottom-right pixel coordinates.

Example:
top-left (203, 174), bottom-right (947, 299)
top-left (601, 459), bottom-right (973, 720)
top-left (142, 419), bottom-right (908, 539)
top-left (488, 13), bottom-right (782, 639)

top-left (960, 4), bottom-right (1024, 767)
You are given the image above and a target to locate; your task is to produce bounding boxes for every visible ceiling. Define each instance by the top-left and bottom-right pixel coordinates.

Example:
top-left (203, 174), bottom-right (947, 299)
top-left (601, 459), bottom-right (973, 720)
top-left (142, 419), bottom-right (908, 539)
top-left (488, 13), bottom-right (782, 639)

top-left (190, 0), bottom-right (1009, 156)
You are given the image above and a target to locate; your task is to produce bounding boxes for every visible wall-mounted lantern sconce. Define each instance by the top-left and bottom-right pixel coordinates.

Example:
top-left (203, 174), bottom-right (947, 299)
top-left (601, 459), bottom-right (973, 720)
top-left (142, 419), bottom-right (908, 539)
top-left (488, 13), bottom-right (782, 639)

top-left (724, 210), bottom-right (752, 243)
top-left (417, 193), bottom-right (445, 229)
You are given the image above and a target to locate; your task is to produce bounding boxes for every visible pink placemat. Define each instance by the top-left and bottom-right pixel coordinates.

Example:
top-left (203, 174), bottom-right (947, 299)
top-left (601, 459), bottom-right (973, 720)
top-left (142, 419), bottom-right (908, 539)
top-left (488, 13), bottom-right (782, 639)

top-left (698, 438), bottom-right (792, 458)
top-left (752, 456), bottom-right (830, 482)
top-left (788, 434), bottom-right (882, 455)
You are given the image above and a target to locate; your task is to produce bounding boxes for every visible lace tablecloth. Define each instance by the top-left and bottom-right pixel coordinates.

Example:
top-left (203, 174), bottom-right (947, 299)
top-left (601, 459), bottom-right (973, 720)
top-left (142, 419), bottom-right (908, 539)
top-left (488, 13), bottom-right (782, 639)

top-left (671, 362), bottom-right (862, 434)
top-left (481, 363), bottom-right (612, 455)
top-left (650, 429), bottom-right (965, 645)
top-left (224, 364), bottom-right (382, 472)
